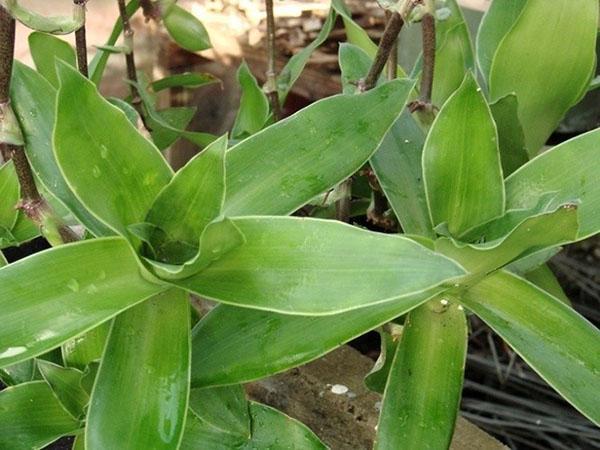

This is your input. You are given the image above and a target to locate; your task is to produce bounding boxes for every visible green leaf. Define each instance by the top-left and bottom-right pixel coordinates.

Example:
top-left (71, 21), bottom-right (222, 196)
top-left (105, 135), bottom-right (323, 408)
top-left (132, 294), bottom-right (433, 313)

top-left (144, 136), bottom-right (226, 263)
top-left (170, 217), bottom-right (464, 315)
top-left (163, 5), bottom-right (211, 52)
top-left (242, 402), bottom-right (327, 449)
top-left (151, 72), bottom-right (219, 92)
top-left (231, 61), bottom-right (270, 139)
top-left (0, 358), bottom-right (35, 386)
top-left (87, 289), bottom-right (190, 450)
top-left (37, 360), bottom-right (89, 420)
top-left (277, 7), bottom-right (337, 102)
top-left (0, 161), bottom-right (19, 233)
top-left (372, 112), bottom-right (433, 238)
top-left (150, 107), bottom-right (196, 150)
top-left (180, 400), bottom-right (326, 449)
top-left (489, 94), bottom-right (529, 176)
top-left (54, 62), bottom-right (173, 238)
top-left (338, 43), bottom-right (379, 94)
top-left (28, 31), bottom-right (76, 88)
top-left (0, 237), bottom-right (164, 368)
top-left (62, 323), bottom-right (111, 370)
top-left (364, 327), bottom-right (401, 394)
top-left (89, 0), bottom-right (141, 85)
top-left (107, 97), bottom-right (140, 127)
top-left (191, 291), bottom-right (437, 387)
top-left (224, 78), bottom-right (415, 216)
top-left (375, 301), bottom-right (467, 449)
top-left (423, 72), bottom-right (504, 237)
top-left (461, 271), bottom-right (600, 425)
top-left (10, 62), bottom-right (113, 237)
top-left (332, 0), bottom-right (378, 59)
top-left (488, 0), bottom-right (598, 153)
top-left (430, 0), bottom-right (474, 106)
top-left (0, 381), bottom-right (81, 450)
top-left (10, 210), bottom-right (39, 244)
top-left (524, 264), bottom-right (570, 306)
top-left (476, 0), bottom-right (525, 82)
top-left (436, 203), bottom-right (579, 275)
top-left (188, 385), bottom-right (250, 443)
top-left (505, 128), bottom-right (600, 240)
top-left (5, 1), bottom-right (84, 34)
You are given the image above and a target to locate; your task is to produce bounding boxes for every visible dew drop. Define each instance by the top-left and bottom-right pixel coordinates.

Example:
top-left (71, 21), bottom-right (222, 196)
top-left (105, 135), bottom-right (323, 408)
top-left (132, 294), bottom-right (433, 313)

top-left (0, 346), bottom-right (27, 358)
top-left (92, 165), bottom-right (101, 178)
top-left (100, 145), bottom-right (109, 159)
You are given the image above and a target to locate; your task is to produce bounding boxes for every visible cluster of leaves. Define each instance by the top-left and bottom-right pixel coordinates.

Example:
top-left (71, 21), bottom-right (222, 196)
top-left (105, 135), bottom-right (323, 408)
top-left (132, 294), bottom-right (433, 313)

top-left (0, 0), bottom-right (599, 449)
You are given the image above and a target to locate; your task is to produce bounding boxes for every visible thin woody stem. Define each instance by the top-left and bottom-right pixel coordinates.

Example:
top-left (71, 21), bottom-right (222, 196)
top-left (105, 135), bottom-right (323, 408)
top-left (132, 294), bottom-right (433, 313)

top-left (74, 0), bottom-right (89, 77)
top-left (264, 0), bottom-right (282, 121)
top-left (419, 12), bottom-right (435, 105)
top-left (0, 6), bottom-right (78, 243)
top-left (385, 11), bottom-right (399, 81)
top-left (116, 0), bottom-right (145, 119)
top-left (361, 12), bottom-right (404, 91)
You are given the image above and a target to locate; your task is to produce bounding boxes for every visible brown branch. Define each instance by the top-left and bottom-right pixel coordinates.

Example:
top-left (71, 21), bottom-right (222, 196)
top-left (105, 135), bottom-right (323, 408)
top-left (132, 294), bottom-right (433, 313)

top-left (74, 0), bottom-right (89, 77)
top-left (360, 12), bottom-right (404, 91)
top-left (409, 12), bottom-right (436, 114)
top-left (335, 178), bottom-right (353, 223)
top-left (264, 0), bottom-right (282, 121)
top-left (0, 6), bottom-right (78, 244)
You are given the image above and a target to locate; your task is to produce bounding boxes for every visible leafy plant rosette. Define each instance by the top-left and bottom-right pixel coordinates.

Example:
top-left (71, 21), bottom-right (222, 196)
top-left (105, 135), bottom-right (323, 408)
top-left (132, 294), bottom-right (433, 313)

top-left (0, 0), bottom-right (599, 449)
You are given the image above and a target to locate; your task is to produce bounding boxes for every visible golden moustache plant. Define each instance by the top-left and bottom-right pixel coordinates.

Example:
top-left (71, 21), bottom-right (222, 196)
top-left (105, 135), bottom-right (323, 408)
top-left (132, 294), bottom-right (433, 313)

top-left (0, 0), bottom-right (598, 449)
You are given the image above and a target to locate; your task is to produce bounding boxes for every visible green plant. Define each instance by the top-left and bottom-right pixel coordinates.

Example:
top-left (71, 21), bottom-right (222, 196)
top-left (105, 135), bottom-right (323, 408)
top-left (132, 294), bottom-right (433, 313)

top-left (0, 0), bottom-right (599, 449)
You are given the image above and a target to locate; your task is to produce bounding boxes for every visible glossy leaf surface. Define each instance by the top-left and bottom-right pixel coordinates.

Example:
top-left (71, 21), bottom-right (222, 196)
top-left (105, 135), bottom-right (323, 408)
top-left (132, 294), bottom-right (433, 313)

top-left (28, 32), bottom-right (76, 88)
top-left (172, 217), bottom-right (463, 315)
top-left (0, 381), bottom-right (81, 450)
top-left (145, 136), bottom-right (226, 263)
top-left (488, 0), bottom-right (598, 153)
top-left (54, 62), bottom-right (172, 237)
top-left (10, 62), bottom-right (112, 236)
top-left (37, 360), bottom-right (89, 420)
top-left (0, 237), bottom-right (164, 368)
top-left (376, 302), bottom-right (467, 449)
top-left (231, 62), bottom-right (270, 138)
top-left (87, 289), bottom-right (190, 450)
top-left (62, 323), bottom-right (111, 370)
top-left (423, 73), bottom-right (504, 237)
top-left (461, 271), bottom-right (600, 425)
top-left (505, 128), bottom-right (600, 240)
top-left (224, 79), bottom-right (415, 216)
top-left (191, 291), bottom-right (437, 387)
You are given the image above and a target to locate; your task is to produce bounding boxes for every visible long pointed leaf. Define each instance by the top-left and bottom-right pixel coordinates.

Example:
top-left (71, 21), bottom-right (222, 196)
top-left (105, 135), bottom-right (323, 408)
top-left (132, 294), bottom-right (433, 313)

top-left (10, 62), bottom-right (112, 236)
top-left (87, 289), bottom-right (190, 450)
top-left (223, 78), bottom-right (415, 216)
top-left (54, 62), bottom-right (172, 237)
top-left (191, 291), bottom-right (438, 387)
top-left (461, 271), bottom-right (600, 425)
top-left (488, 0), bottom-right (598, 153)
top-left (170, 217), bottom-right (465, 315)
top-left (0, 237), bottom-right (164, 368)
top-left (423, 72), bottom-right (504, 237)
top-left (375, 301), bottom-right (467, 449)
top-left (28, 32), bottom-right (76, 88)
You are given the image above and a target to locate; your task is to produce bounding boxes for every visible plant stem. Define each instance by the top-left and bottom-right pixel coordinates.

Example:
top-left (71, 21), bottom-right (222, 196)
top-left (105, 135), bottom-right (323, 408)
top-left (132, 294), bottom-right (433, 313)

top-left (264, 0), bottom-right (282, 121)
top-left (409, 12), bottom-right (436, 114)
top-left (360, 12), bottom-right (403, 91)
top-left (116, 0), bottom-right (144, 117)
top-left (385, 12), bottom-right (399, 81)
top-left (419, 12), bottom-right (435, 105)
top-left (335, 178), bottom-right (352, 223)
top-left (74, 0), bottom-right (89, 77)
top-left (0, 6), bottom-right (78, 244)
top-left (140, 0), bottom-right (159, 21)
